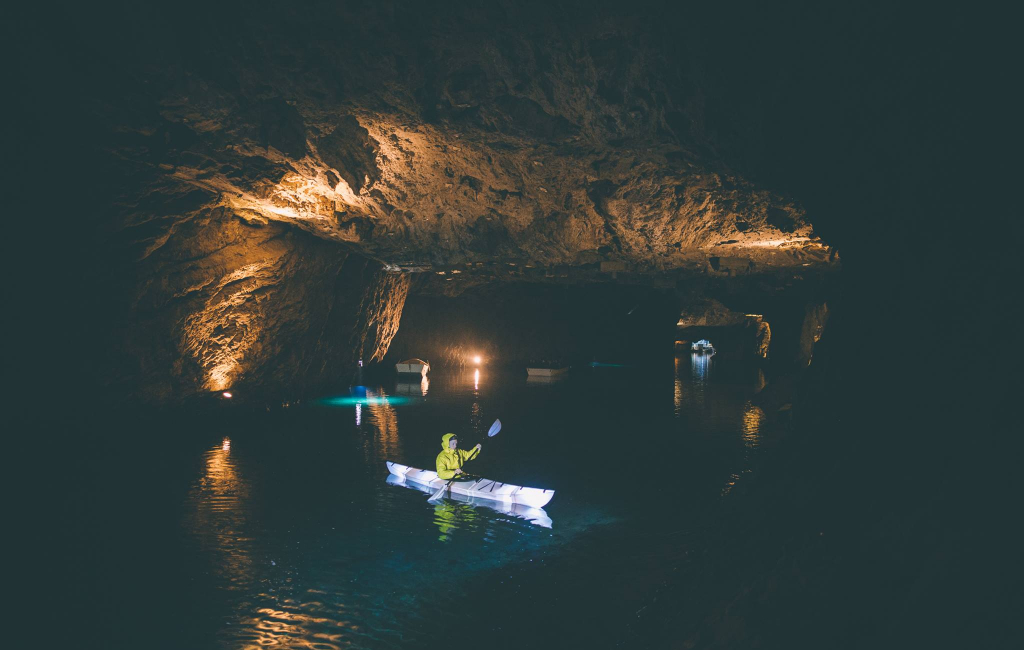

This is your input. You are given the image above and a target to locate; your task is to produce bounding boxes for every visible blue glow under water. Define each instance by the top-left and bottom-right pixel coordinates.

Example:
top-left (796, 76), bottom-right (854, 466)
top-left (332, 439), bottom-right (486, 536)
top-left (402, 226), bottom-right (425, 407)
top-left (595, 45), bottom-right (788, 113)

top-left (317, 395), bottom-right (414, 406)
top-left (76, 356), bottom-right (776, 649)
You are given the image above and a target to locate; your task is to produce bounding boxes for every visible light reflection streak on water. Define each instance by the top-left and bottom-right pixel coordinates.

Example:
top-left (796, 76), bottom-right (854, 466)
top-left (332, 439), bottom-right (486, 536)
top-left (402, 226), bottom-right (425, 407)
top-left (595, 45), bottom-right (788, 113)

top-left (741, 400), bottom-right (764, 449)
top-left (364, 389), bottom-right (401, 460)
top-left (690, 352), bottom-right (711, 381)
top-left (236, 605), bottom-right (353, 650)
top-left (722, 401), bottom-right (766, 495)
top-left (470, 401), bottom-right (482, 437)
top-left (673, 357), bottom-right (684, 415)
top-left (354, 402), bottom-right (362, 427)
top-left (473, 368), bottom-right (480, 392)
top-left (184, 437), bottom-right (254, 588)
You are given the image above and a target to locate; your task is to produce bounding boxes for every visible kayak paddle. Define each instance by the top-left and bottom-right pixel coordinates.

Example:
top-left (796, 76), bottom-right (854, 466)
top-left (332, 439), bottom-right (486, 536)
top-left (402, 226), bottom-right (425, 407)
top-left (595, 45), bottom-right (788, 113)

top-left (427, 419), bottom-right (501, 503)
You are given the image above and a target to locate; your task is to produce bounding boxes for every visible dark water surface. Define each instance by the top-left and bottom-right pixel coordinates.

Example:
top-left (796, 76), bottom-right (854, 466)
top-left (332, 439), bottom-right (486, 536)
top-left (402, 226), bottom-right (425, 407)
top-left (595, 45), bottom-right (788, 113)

top-left (76, 356), bottom-right (779, 649)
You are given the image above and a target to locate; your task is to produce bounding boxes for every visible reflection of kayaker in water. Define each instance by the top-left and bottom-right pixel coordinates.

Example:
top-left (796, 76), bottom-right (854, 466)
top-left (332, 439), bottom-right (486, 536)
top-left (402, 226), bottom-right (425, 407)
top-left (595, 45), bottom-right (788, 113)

top-left (434, 501), bottom-right (477, 542)
top-left (435, 433), bottom-right (481, 479)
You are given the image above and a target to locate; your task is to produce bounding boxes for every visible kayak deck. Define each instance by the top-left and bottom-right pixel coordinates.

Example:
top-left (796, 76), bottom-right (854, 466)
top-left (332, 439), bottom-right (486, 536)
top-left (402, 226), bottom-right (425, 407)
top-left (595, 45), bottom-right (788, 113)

top-left (385, 461), bottom-right (554, 508)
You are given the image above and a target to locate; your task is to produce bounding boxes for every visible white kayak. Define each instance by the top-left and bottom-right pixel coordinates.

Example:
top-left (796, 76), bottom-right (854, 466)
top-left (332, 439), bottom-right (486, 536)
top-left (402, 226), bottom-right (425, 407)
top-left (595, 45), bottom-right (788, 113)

top-left (385, 461), bottom-right (555, 509)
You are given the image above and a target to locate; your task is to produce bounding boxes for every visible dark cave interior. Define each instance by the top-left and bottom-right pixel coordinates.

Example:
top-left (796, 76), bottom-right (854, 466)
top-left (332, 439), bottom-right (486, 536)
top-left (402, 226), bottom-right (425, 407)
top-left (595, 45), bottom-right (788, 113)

top-left (6, 1), bottom-right (1018, 648)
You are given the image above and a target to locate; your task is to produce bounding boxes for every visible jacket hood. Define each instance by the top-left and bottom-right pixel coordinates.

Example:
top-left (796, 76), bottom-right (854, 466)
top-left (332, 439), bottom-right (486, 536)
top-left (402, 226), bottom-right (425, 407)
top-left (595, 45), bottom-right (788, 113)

top-left (441, 433), bottom-right (457, 450)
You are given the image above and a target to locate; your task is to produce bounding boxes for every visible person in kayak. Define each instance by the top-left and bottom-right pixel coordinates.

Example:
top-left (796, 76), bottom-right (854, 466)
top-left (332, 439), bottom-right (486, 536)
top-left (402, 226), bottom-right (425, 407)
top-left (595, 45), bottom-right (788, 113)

top-left (436, 433), bottom-right (481, 480)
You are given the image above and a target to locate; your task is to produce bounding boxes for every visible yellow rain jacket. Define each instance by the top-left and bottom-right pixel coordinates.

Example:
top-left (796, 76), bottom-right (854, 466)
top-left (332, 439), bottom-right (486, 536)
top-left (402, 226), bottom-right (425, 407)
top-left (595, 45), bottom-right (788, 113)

top-left (435, 433), bottom-right (480, 479)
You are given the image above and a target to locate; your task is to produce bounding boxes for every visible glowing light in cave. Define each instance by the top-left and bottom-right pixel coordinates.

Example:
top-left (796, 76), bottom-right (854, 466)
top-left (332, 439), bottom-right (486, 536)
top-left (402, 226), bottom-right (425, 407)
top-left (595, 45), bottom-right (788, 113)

top-left (318, 395), bottom-right (411, 407)
top-left (222, 391), bottom-right (233, 399)
top-left (473, 355), bottom-right (482, 365)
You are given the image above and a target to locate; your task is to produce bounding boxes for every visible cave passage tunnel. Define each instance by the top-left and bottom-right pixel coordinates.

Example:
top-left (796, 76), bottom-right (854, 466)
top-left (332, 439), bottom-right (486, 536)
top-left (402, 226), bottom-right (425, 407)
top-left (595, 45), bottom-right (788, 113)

top-left (15, 2), bottom-right (1016, 649)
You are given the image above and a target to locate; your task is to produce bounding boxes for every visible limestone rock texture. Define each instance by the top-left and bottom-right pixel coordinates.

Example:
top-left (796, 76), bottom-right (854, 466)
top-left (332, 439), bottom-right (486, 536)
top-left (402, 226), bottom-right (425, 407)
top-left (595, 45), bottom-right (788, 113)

top-left (102, 211), bottom-right (408, 402)
top-left (73, 0), bottom-right (839, 400)
top-left (91, 0), bottom-right (838, 271)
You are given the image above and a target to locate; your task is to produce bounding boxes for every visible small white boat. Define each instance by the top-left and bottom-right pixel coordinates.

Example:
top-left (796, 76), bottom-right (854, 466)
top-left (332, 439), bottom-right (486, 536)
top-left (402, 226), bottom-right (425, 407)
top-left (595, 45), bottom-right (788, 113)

top-left (526, 367), bottom-right (568, 377)
top-left (691, 339), bottom-right (715, 354)
top-left (385, 461), bottom-right (554, 509)
top-left (395, 358), bottom-right (430, 377)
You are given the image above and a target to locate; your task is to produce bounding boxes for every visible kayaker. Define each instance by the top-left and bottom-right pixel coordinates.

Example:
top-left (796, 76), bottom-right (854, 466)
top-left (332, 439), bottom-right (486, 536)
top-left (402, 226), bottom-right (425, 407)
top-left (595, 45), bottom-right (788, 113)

top-left (436, 433), bottom-right (481, 480)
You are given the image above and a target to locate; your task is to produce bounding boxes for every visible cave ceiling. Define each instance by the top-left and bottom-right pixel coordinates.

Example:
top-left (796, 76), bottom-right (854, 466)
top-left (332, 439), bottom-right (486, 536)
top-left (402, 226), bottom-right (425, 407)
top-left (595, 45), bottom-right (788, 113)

top-left (96, 1), bottom-right (837, 293)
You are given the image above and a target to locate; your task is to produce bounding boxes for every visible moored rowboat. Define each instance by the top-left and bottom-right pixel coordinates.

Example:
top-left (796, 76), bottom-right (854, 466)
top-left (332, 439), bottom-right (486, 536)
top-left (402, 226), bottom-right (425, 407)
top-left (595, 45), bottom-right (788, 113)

top-left (395, 358), bottom-right (430, 377)
top-left (385, 461), bottom-right (555, 508)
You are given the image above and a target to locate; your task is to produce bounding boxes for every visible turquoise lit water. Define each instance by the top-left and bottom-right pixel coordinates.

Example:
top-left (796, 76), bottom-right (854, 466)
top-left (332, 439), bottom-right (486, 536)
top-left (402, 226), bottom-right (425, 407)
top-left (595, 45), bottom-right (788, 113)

top-left (75, 356), bottom-right (777, 648)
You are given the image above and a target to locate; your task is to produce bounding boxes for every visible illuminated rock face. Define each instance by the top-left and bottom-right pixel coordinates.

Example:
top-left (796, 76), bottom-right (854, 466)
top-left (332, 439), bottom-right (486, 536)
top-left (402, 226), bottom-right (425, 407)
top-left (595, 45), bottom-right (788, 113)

top-left (84, 3), bottom-right (840, 400)
top-left (104, 212), bottom-right (408, 402)
top-left (95, 4), bottom-right (834, 277)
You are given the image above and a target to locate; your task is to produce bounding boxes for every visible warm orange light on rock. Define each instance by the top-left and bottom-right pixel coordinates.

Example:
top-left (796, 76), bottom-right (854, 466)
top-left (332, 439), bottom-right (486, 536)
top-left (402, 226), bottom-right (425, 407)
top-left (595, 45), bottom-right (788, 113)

top-left (181, 261), bottom-right (270, 392)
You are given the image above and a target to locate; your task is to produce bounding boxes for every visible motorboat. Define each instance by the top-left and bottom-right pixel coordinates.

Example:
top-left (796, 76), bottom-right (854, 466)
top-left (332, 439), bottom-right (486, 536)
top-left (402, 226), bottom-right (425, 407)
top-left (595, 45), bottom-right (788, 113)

top-left (691, 339), bottom-right (715, 354)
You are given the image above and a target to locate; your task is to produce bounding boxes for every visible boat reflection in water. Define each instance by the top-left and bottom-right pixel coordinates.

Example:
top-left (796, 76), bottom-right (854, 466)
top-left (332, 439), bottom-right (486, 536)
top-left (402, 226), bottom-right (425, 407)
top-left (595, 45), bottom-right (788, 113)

top-left (394, 376), bottom-right (429, 396)
top-left (526, 372), bottom-right (567, 384)
top-left (385, 474), bottom-right (553, 530)
top-left (690, 351), bottom-right (712, 381)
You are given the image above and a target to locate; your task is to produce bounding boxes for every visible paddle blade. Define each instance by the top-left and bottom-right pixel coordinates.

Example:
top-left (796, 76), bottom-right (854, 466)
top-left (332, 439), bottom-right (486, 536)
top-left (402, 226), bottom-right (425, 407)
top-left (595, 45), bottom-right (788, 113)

top-left (427, 482), bottom-right (448, 503)
top-left (487, 419), bottom-right (502, 437)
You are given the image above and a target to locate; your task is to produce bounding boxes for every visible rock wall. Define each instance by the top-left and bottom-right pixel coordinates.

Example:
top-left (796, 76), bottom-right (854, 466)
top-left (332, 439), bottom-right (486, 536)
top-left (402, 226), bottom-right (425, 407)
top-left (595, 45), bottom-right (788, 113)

top-left (796, 303), bottom-right (830, 368)
top-left (70, 0), bottom-right (833, 280)
top-left (99, 211), bottom-right (408, 402)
